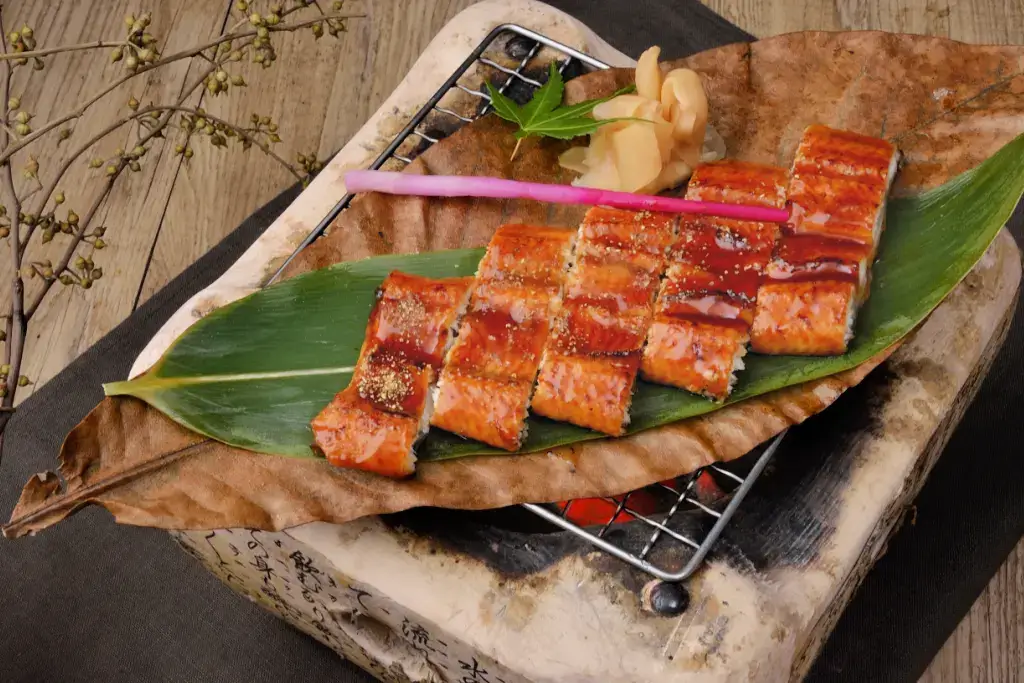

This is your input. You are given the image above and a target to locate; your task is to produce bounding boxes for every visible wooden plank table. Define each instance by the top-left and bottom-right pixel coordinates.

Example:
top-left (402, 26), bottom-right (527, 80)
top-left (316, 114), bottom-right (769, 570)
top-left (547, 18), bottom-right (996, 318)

top-left (5, 0), bottom-right (1020, 680)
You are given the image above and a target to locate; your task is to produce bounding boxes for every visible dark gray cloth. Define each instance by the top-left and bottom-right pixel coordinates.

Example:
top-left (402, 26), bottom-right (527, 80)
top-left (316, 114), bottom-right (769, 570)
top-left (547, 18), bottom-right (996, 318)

top-left (1, 3), bottom-right (1020, 682)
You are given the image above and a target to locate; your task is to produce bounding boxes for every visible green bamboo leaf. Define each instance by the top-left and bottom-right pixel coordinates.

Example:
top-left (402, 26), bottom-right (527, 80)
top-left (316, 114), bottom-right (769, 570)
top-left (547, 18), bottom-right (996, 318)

top-left (106, 133), bottom-right (1024, 462)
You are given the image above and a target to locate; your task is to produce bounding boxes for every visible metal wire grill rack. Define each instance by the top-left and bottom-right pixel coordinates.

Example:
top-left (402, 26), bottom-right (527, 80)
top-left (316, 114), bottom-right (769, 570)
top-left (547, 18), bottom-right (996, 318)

top-left (272, 23), bottom-right (784, 584)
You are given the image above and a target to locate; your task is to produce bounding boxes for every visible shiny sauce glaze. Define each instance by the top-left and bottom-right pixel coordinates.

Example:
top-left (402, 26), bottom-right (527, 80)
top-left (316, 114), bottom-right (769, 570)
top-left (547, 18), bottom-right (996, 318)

top-left (311, 272), bottom-right (474, 477)
top-left (751, 125), bottom-right (897, 356)
top-left (641, 160), bottom-right (789, 400)
top-left (787, 174), bottom-right (886, 245)
top-left (430, 224), bottom-right (575, 451)
top-left (765, 234), bottom-right (871, 286)
top-left (532, 207), bottom-right (677, 435)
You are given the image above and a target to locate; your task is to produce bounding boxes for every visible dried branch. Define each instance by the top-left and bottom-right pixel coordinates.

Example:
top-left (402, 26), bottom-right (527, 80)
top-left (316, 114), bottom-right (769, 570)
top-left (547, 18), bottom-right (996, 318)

top-left (0, 11), bottom-right (360, 166)
top-left (22, 39), bottom-right (240, 245)
top-left (24, 107), bottom-right (174, 245)
top-left (22, 79), bottom-right (281, 318)
top-left (20, 10), bottom-right (325, 310)
top-left (0, 0), bottom-right (354, 458)
top-left (1, 13), bottom-right (25, 457)
top-left (22, 18), bottom-right (318, 317)
top-left (25, 172), bottom-right (114, 318)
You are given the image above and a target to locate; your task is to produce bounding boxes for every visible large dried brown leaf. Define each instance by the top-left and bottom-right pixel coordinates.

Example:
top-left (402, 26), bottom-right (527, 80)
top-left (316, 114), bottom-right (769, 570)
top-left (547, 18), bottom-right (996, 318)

top-left (7, 31), bottom-right (1024, 537)
top-left (6, 360), bottom-right (884, 538)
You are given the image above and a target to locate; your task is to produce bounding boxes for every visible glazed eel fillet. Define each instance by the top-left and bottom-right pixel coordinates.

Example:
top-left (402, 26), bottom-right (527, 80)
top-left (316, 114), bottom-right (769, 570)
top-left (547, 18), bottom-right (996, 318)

top-left (311, 272), bottom-right (473, 477)
top-left (430, 224), bottom-right (576, 450)
top-left (641, 161), bottom-right (789, 400)
top-left (532, 207), bottom-right (678, 435)
top-left (750, 125), bottom-right (900, 355)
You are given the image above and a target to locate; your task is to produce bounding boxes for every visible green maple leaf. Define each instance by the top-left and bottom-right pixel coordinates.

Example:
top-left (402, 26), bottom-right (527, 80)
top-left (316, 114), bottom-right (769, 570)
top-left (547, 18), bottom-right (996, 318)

top-left (485, 62), bottom-right (638, 159)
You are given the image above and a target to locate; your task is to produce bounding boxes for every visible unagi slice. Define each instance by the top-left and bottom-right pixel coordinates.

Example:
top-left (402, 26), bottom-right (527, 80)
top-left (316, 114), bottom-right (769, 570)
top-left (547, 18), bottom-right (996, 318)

top-left (431, 224), bottom-right (575, 450)
top-left (641, 161), bottom-right (789, 400)
top-left (750, 125), bottom-right (899, 356)
top-left (311, 272), bottom-right (473, 477)
top-left (532, 208), bottom-right (677, 435)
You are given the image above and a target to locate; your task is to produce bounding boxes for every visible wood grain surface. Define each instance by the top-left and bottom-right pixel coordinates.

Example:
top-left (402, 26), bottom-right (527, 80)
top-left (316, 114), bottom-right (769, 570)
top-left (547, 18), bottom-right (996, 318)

top-left (6, 0), bottom-right (1020, 680)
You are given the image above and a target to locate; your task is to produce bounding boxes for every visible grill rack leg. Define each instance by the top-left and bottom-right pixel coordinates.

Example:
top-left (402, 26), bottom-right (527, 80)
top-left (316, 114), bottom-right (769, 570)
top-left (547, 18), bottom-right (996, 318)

top-left (522, 431), bottom-right (785, 583)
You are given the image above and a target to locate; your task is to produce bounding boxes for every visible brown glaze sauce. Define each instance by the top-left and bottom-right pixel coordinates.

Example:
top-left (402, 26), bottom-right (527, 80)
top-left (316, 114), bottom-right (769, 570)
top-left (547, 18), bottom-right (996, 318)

top-left (749, 126), bottom-right (897, 357)
top-left (371, 273), bottom-right (474, 370)
top-left (446, 305), bottom-right (548, 381)
top-left (356, 347), bottom-right (432, 416)
top-left (766, 234), bottom-right (870, 285)
top-left (476, 224), bottom-right (572, 289)
top-left (771, 126), bottom-right (895, 289)
top-left (786, 125), bottom-right (895, 247)
top-left (793, 125), bottom-right (895, 184)
top-left (656, 161), bottom-right (789, 332)
top-left (686, 160), bottom-right (790, 208)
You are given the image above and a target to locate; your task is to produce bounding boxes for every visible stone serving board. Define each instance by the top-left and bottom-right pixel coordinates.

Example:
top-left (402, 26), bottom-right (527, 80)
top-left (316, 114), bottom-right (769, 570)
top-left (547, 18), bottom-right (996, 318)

top-left (131, 1), bottom-right (1021, 681)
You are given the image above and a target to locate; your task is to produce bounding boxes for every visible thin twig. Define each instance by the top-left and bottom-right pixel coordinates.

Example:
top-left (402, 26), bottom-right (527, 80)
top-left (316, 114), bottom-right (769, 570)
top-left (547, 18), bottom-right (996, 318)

top-left (0, 39), bottom-right (125, 61)
top-left (19, 174), bottom-right (42, 202)
top-left (22, 21), bottom-right (260, 245)
top-left (23, 33), bottom-right (265, 246)
top-left (1, 315), bottom-right (9, 368)
top-left (0, 12), bottom-right (361, 166)
top-left (158, 105), bottom-right (302, 180)
top-left (22, 61), bottom-right (232, 246)
top-left (0, 13), bottom-right (25, 453)
top-left (25, 171), bottom-right (114, 319)
top-left (22, 104), bottom-right (178, 318)
top-left (23, 109), bottom-right (167, 243)
top-left (2, 3), bottom-right (350, 436)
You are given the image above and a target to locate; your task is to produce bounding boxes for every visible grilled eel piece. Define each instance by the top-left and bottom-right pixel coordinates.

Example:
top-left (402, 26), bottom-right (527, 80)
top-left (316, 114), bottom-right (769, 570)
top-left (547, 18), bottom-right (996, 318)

top-left (312, 272), bottom-right (473, 477)
top-left (751, 125), bottom-right (899, 355)
top-left (642, 160), bottom-right (789, 400)
top-left (430, 224), bottom-right (575, 450)
top-left (532, 207), bottom-right (678, 435)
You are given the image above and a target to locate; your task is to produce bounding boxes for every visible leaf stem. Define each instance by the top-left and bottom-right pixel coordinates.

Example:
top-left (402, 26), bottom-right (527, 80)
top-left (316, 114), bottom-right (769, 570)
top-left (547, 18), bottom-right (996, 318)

top-left (510, 137), bottom-right (524, 161)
